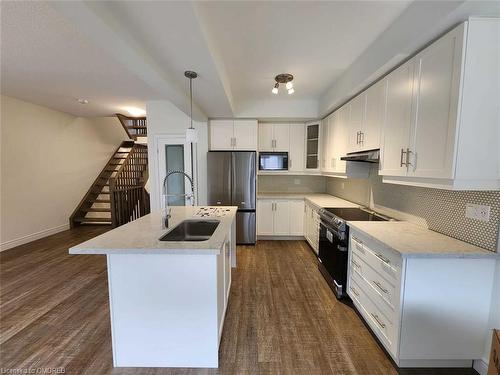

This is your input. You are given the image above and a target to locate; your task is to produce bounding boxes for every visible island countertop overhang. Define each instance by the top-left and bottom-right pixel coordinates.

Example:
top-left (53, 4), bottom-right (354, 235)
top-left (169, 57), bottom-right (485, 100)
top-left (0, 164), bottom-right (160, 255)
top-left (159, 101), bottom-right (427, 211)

top-left (69, 206), bottom-right (238, 255)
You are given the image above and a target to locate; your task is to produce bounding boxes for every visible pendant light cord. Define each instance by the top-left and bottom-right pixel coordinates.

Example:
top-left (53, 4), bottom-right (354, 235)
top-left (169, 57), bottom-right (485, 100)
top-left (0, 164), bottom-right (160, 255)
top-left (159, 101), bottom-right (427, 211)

top-left (189, 77), bottom-right (194, 129)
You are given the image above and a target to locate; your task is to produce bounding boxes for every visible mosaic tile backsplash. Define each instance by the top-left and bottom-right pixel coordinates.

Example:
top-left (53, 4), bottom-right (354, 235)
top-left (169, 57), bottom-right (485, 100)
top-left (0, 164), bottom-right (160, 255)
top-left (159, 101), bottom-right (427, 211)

top-left (326, 165), bottom-right (500, 252)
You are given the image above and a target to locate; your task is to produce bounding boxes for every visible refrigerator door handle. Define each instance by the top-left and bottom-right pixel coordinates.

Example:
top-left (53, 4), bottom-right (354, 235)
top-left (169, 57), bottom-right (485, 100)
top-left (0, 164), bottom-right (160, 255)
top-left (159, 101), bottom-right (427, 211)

top-left (231, 152), bottom-right (236, 206)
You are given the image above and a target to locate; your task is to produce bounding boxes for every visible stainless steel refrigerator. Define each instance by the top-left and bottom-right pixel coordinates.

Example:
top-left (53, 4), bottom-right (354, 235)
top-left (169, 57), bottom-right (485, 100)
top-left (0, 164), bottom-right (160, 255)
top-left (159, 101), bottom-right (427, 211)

top-left (207, 151), bottom-right (256, 244)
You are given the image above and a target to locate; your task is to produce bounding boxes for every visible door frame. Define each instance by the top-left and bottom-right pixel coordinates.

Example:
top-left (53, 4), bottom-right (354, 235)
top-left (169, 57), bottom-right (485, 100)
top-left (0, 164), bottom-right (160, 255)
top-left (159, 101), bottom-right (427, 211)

top-left (154, 134), bottom-right (194, 210)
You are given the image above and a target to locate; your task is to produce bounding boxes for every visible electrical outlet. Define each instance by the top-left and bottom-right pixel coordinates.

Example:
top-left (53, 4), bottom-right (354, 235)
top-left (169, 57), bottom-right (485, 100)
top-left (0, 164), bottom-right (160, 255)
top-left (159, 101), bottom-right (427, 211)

top-left (294, 178), bottom-right (301, 185)
top-left (465, 203), bottom-right (490, 222)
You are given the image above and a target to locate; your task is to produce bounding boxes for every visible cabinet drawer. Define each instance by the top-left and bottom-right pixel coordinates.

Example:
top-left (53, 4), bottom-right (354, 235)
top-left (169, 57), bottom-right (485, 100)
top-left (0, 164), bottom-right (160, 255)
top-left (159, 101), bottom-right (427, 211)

top-left (350, 233), bottom-right (401, 282)
top-left (349, 275), bottom-right (396, 356)
top-left (351, 252), bottom-right (398, 311)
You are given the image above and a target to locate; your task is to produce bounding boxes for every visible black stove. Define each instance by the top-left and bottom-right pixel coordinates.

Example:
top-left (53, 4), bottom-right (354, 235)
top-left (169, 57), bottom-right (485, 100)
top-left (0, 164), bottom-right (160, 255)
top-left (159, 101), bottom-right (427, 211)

top-left (321, 207), bottom-right (389, 222)
top-left (317, 207), bottom-right (391, 299)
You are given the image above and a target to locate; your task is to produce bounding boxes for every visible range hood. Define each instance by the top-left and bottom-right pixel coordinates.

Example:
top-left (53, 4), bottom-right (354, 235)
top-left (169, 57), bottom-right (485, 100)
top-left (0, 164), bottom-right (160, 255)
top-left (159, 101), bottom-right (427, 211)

top-left (341, 149), bottom-right (380, 163)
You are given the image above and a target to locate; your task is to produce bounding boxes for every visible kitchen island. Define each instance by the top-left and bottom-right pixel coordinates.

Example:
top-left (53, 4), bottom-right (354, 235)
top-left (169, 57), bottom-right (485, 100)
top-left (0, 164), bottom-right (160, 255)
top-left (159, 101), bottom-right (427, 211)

top-left (70, 206), bottom-right (237, 368)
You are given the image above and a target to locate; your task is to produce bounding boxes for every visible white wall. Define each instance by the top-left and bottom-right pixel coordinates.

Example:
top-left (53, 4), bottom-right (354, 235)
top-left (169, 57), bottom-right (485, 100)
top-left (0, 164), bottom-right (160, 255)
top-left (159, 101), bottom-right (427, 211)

top-left (0, 95), bottom-right (127, 250)
top-left (146, 100), bottom-right (208, 212)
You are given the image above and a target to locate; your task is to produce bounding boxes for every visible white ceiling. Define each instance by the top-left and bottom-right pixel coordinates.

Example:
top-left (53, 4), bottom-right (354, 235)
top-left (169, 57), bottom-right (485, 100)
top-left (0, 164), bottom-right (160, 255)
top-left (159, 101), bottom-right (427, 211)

top-left (7, 1), bottom-right (492, 120)
top-left (0, 1), bottom-right (158, 117)
top-left (194, 1), bottom-right (411, 106)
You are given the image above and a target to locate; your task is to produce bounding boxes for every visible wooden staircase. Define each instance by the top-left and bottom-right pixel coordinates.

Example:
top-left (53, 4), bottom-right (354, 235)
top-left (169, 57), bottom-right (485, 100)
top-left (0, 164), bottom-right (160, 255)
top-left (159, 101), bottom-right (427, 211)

top-left (116, 113), bottom-right (147, 140)
top-left (69, 141), bottom-right (149, 227)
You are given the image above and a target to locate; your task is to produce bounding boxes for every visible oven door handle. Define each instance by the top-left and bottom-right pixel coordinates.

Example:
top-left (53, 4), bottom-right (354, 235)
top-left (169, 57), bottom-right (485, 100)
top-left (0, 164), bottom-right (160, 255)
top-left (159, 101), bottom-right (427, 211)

top-left (320, 223), bottom-right (342, 239)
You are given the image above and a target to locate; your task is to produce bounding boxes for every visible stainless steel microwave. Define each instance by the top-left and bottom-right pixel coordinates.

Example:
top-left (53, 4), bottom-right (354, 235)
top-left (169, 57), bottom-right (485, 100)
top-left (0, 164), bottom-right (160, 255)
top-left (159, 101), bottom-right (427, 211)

top-left (259, 152), bottom-right (289, 171)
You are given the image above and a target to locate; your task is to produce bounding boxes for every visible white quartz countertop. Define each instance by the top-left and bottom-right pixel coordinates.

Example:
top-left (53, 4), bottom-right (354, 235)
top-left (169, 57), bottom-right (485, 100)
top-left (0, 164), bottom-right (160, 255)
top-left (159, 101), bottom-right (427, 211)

top-left (257, 193), bottom-right (359, 209)
top-left (347, 221), bottom-right (498, 258)
top-left (69, 206), bottom-right (237, 255)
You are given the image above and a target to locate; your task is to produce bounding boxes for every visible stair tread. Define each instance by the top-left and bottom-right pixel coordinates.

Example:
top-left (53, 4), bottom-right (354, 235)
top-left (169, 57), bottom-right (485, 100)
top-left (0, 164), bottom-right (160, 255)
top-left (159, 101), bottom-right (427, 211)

top-left (85, 208), bottom-right (111, 212)
top-left (94, 199), bottom-right (111, 203)
top-left (74, 217), bottom-right (112, 223)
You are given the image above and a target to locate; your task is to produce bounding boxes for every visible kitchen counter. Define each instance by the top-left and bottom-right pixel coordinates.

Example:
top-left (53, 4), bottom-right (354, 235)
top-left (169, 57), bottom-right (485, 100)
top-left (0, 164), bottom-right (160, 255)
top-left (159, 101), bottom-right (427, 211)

top-left (257, 192), bottom-right (359, 209)
top-left (347, 221), bottom-right (497, 258)
top-left (70, 206), bottom-right (237, 255)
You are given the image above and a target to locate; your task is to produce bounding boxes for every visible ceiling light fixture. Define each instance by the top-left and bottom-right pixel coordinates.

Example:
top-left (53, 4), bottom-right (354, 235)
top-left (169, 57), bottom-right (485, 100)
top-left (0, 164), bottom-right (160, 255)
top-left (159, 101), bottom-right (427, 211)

top-left (184, 70), bottom-right (198, 144)
top-left (272, 74), bottom-right (294, 95)
top-left (77, 98), bottom-right (89, 104)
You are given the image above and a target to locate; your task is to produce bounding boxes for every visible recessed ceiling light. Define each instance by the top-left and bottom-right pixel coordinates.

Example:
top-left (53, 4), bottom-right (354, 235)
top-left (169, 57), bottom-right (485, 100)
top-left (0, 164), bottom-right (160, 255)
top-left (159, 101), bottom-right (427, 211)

top-left (77, 98), bottom-right (89, 104)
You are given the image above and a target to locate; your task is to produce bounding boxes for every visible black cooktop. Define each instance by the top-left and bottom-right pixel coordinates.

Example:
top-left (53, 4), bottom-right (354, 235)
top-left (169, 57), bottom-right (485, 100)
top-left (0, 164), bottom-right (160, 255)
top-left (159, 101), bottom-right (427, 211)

top-left (323, 207), bottom-right (389, 222)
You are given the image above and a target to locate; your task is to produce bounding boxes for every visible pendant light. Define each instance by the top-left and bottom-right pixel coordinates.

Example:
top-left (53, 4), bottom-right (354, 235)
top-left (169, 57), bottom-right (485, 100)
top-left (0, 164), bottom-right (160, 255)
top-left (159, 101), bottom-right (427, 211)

top-left (185, 71), bottom-right (198, 143)
top-left (271, 73), bottom-right (295, 95)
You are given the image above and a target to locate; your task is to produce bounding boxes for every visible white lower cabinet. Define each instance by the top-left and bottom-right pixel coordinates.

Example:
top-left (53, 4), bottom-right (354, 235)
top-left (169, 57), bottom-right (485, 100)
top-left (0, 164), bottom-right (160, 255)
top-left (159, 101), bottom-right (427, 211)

top-left (347, 228), bottom-right (495, 367)
top-left (257, 199), bottom-right (303, 237)
top-left (304, 201), bottom-right (320, 253)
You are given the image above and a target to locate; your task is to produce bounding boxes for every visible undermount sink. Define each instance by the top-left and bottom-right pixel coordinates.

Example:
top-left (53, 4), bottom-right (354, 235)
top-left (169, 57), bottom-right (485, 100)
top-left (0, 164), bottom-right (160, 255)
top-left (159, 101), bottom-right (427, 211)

top-left (159, 219), bottom-right (220, 242)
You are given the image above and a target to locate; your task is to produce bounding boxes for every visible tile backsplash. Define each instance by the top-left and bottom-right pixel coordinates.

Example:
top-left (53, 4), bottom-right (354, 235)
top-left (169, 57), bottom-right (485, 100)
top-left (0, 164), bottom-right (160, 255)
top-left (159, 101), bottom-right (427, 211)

top-left (258, 175), bottom-right (326, 194)
top-left (326, 165), bottom-right (500, 252)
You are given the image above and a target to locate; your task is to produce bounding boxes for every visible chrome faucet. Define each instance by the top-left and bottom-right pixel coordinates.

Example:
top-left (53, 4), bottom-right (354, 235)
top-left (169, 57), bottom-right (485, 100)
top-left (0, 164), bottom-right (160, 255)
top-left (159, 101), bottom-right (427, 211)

top-left (162, 170), bottom-right (195, 229)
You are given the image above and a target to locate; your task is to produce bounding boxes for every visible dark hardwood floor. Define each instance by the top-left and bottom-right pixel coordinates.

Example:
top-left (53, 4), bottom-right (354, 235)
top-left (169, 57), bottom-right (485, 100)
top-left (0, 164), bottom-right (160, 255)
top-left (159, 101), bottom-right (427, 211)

top-left (1, 227), bottom-right (478, 375)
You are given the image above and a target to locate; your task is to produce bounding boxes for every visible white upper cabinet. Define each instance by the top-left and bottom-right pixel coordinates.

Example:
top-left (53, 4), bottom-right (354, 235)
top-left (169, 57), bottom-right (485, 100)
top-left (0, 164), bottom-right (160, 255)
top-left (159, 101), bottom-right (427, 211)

top-left (233, 120), bottom-right (258, 151)
top-left (210, 119), bottom-right (257, 151)
top-left (258, 123), bottom-right (290, 151)
top-left (363, 79), bottom-right (386, 151)
top-left (210, 120), bottom-right (234, 150)
top-left (289, 124), bottom-right (305, 172)
top-left (347, 94), bottom-right (365, 153)
top-left (273, 123), bottom-right (290, 151)
top-left (381, 19), bottom-right (499, 189)
top-left (305, 122), bottom-right (321, 171)
top-left (408, 24), bottom-right (463, 179)
top-left (346, 80), bottom-right (385, 154)
top-left (379, 61), bottom-right (415, 176)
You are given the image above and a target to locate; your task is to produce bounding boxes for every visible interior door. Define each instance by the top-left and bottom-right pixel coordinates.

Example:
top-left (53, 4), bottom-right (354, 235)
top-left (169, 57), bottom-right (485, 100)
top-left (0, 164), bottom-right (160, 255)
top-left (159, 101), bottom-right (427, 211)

top-left (232, 151), bottom-right (256, 209)
top-left (380, 61), bottom-right (415, 176)
top-left (210, 120), bottom-right (234, 150)
top-left (207, 152), bottom-right (232, 206)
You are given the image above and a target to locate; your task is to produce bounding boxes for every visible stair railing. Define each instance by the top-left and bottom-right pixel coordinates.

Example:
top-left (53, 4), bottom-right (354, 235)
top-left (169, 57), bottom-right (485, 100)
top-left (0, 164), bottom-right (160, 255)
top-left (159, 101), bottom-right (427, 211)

top-left (109, 144), bottom-right (150, 228)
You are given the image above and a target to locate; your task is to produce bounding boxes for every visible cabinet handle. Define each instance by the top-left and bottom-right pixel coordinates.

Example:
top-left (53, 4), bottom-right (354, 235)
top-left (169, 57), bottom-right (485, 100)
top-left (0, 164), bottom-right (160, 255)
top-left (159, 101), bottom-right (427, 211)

top-left (400, 148), bottom-right (407, 167)
top-left (370, 313), bottom-right (386, 329)
top-left (234, 137), bottom-right (237, 147)
top-left (406, 148), bottom-right (412, 167)
top-left (360, 132), bottom-right (364, 143)
top-left (352, 260), bottom-right (361, 269)
top-left (356, 131), bottom-right (360, 144)
top-left (350, 286), bottom-right (360, 297)
top-left (372, 280), bottom-right (388, 294)
top-left (375, 252), bottom-right (390, 265)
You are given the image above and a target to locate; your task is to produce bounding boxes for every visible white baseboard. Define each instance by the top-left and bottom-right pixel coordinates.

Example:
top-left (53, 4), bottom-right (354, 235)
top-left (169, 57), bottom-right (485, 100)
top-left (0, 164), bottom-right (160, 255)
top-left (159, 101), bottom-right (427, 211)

top-left (473, 358), bottom-right (489, 375)
top-left (0, 223), bottom-right (70, 252)
top-left (257, 235), bottom-right (305, 241)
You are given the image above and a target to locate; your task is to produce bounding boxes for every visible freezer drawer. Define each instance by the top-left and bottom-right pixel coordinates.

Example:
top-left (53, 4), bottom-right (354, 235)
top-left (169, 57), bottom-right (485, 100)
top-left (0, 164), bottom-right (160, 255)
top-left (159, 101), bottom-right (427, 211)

top-left (236, 211), bottom-right (256, 245)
